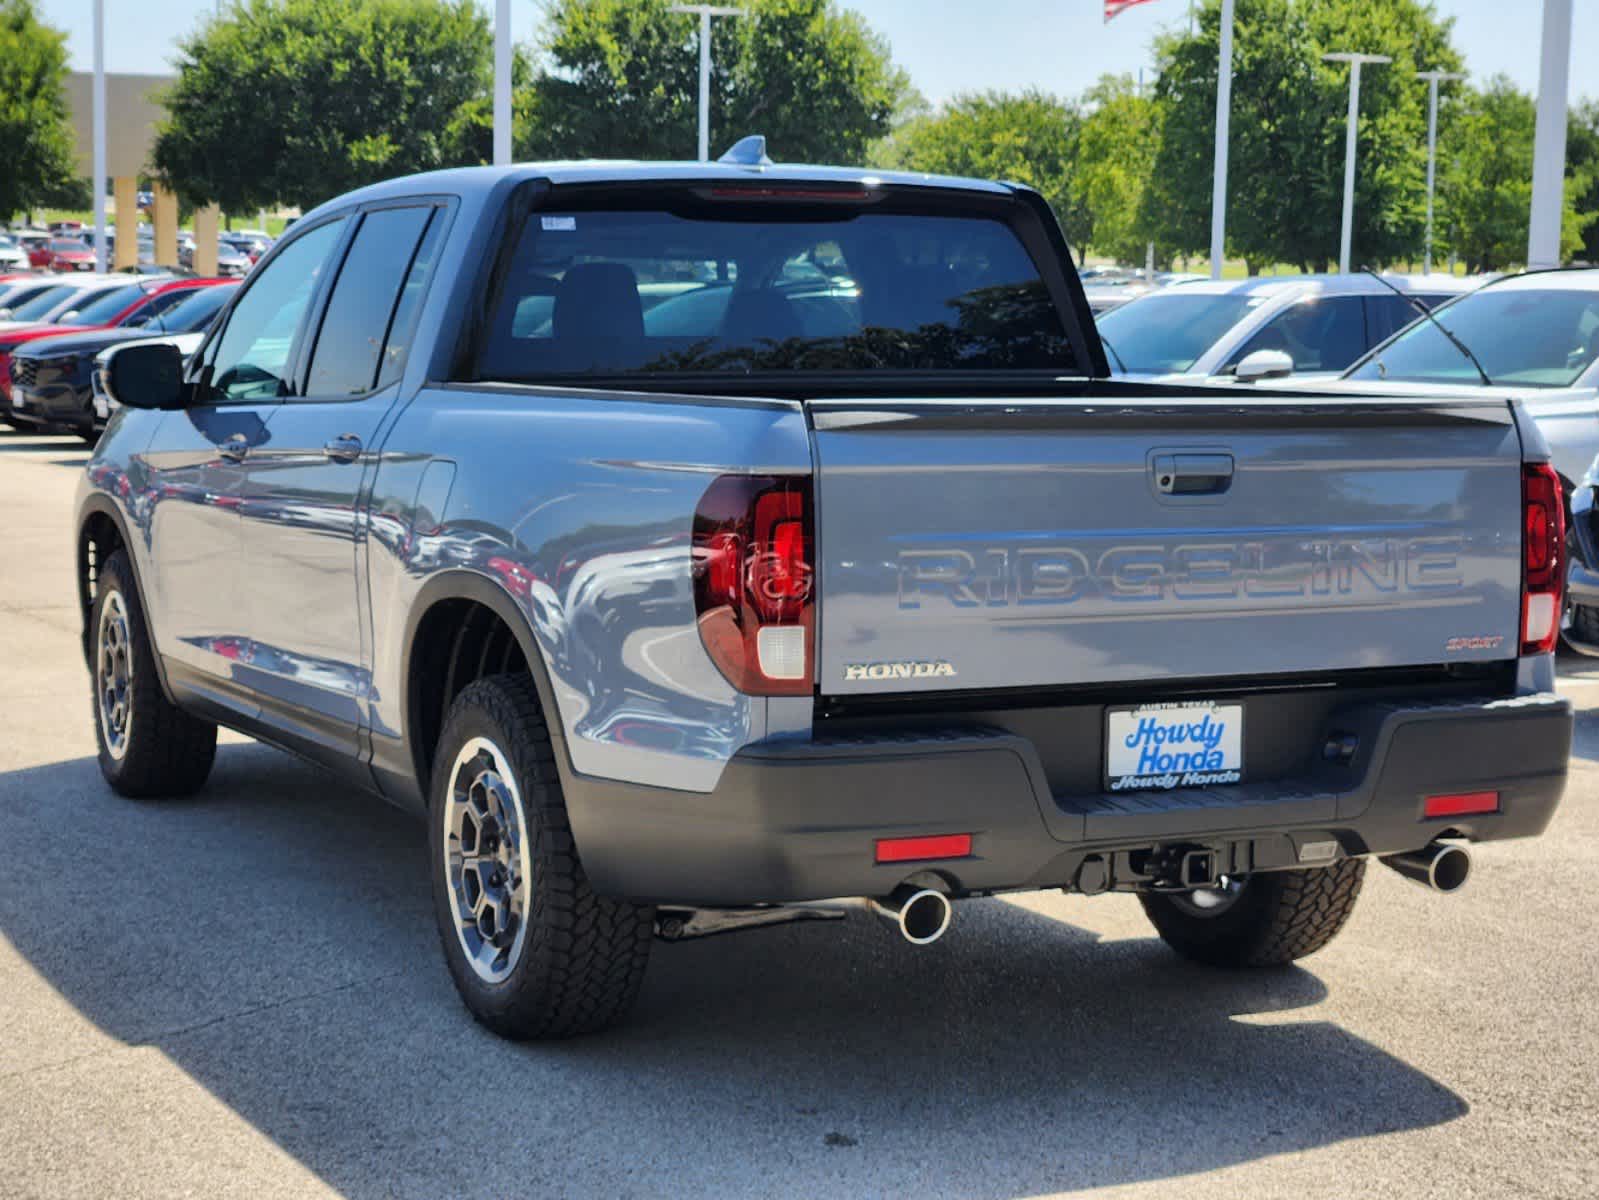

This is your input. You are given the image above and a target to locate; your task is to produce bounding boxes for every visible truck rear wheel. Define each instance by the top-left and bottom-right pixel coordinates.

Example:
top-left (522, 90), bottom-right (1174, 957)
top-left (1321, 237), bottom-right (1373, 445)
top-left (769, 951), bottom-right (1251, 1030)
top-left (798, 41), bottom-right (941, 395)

top-left (91, 549), bottom-right (217, 797)
top-left (1138, 858), bottom-right (1366, 967)
top-left (428, 674), bottom-right (653, 1039)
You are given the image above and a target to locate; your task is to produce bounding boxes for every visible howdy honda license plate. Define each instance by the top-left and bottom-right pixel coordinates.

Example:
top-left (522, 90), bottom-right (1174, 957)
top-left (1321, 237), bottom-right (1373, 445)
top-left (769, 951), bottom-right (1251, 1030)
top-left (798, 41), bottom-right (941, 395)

top-left (10, 386), bottom-right (24, 410)
top-left (1106, 702), bottom-right (1243, 791)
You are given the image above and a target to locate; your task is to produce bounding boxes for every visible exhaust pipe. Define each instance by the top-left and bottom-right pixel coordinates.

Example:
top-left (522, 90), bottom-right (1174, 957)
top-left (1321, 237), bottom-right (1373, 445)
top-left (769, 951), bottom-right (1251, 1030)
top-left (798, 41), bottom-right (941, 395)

top-left (870, 884), bottom-right (952, 945)
top-left (1381, 842), bottom-right (1472, 893)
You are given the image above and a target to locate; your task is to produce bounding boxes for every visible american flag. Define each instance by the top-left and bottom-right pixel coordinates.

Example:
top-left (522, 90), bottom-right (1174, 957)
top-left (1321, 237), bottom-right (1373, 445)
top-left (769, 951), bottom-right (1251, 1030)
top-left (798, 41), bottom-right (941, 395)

top-left (1105, 0), bottom-right (1160, 21)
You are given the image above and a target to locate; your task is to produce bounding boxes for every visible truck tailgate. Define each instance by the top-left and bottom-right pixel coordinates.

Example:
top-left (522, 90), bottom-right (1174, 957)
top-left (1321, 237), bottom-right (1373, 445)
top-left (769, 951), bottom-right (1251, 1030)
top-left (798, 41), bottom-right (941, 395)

top-left (809, 395), bottom-right (1523, 696)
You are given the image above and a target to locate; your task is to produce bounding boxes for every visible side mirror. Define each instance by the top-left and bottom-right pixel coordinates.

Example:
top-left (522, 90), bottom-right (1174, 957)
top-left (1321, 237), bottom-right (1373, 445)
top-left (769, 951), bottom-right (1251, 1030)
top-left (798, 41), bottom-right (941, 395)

top-left (105, 342), bottom-right (186, 410)
top-left (1234, 348), bottom-right (1295, 383)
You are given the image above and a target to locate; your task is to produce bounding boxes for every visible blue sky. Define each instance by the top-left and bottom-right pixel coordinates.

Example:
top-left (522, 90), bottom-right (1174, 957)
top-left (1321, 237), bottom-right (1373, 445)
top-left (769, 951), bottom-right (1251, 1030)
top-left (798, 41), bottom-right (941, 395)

top-left (45, 0), bottom-right (1595, 106)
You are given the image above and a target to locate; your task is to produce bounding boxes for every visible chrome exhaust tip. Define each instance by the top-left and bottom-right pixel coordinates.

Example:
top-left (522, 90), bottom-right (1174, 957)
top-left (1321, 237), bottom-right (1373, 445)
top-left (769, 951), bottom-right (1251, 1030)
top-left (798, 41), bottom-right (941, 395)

top-left (871, 885), bottom-right (952, 945)
top-left (1381, 842), bottom-right (1471, 893)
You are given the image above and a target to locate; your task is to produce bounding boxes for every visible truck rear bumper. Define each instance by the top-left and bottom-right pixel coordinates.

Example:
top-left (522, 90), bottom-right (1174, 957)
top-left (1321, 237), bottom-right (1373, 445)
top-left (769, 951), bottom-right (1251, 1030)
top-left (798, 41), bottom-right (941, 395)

top-left (566, 691), bottom-right (1571, 906)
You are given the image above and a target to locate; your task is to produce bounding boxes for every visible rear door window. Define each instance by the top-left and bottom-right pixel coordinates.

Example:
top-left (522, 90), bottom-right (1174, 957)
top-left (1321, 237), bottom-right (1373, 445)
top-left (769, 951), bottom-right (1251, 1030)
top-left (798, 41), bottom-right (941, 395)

top-left (303, 206), bottom-right (437, 397)
top-left (473, 200), bottom-right (1076, 379)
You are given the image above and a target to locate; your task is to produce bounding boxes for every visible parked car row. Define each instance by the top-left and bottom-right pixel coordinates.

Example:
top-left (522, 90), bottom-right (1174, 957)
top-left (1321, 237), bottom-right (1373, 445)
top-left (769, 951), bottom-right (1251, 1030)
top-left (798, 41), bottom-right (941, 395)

top-left (0, 222), bottom-right (273, 275)
top-left (0, 273), bottom-right (235, 442)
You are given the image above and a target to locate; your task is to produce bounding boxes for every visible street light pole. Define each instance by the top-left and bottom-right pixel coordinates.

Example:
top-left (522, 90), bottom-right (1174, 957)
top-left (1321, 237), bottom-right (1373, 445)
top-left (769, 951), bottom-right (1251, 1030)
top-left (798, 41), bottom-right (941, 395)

top-left (1528, 0), bottom-right (1573, 269)
top-left (493, 0), bottom-right (512, 166)
top-left (1323, 52), bottom-right (1391, 275)
top-left (1416, 69), bottom-right (1466, 275)
top-left (92, 0), bottom-right (106, 273)
top-left (669, 5), bottom-right (742, 162)
top-left (1208, 0), bottom-right (1234, 280)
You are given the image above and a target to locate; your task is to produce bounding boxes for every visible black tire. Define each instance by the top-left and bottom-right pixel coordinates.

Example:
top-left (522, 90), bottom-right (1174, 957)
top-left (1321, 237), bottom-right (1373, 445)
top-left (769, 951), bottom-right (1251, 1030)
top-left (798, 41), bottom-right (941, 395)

top-left (91, 549), bottom-right (217, 797)
top-left (1139, 858), bottom-right (1367, 967)
top-left (1569, 603), bottom-right (1599, 648)
top-left (428, 674), bottom-right (653, 1039)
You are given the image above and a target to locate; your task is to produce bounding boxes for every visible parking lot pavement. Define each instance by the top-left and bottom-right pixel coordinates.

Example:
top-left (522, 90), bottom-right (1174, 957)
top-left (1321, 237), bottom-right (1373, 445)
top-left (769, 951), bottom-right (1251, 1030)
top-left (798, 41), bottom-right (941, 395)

top-left (0, 427), bottom-right (1596, 1200)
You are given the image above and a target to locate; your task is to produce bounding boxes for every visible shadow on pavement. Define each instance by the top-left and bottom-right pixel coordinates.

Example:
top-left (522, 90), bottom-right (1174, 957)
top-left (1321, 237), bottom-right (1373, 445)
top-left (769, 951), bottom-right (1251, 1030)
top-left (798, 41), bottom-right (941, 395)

top-left (0, 745), bottom-right (1467, 1199)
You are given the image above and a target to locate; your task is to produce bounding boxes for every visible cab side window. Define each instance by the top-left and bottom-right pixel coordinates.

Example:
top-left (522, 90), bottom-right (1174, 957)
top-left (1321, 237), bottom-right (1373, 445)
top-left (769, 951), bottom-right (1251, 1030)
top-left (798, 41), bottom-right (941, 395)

top-left (205, 218), bottom-right (348, 402)
top-left (304, 205), bottom-right (438, 397)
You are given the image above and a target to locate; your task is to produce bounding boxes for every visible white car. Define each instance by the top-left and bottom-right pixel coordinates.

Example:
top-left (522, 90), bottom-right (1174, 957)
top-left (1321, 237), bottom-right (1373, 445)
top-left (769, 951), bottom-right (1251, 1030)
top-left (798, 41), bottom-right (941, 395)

top-left (0, 275), bottom-right (142, 333)
top-left (1096, 273), bottom-right (1482, 382)
top-left (1270, 269), bottom-right (1599, 487)
top-left (0, 234), bottom-right (28, 272)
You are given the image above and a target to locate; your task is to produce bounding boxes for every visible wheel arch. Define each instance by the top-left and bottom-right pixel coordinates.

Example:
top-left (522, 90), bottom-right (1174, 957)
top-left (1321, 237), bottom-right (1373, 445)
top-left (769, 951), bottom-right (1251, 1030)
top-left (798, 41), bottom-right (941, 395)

top-left (75, 494), bottom-right (179, 706)
top-left (400, 570), bottom-right (573, 806)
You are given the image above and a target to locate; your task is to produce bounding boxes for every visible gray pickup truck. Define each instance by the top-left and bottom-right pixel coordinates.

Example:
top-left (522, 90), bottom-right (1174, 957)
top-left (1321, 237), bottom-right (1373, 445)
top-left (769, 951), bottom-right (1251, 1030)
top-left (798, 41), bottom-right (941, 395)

top-left (78, 147), bottom-right (1572, 1039)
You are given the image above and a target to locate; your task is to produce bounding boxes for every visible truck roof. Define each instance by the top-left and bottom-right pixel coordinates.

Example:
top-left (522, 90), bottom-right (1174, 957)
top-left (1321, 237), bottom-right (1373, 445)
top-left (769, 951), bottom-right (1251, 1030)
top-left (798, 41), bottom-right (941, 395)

top-left (298, 160), bottom-right (1019, 224)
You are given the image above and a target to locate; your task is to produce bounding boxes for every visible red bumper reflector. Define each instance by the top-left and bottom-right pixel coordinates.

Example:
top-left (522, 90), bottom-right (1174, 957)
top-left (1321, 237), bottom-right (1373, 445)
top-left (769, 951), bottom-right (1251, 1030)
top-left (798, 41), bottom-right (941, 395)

top-left (875, 834), bottom-right (973, 864)
top-left (1423, 791), bottom-right (1500, 819)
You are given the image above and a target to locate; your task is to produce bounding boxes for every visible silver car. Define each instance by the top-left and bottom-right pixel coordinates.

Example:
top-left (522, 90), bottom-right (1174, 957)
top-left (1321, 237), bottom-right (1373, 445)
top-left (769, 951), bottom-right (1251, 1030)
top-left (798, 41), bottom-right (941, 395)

top-left (1097, 272), bottom-right (1482, 382)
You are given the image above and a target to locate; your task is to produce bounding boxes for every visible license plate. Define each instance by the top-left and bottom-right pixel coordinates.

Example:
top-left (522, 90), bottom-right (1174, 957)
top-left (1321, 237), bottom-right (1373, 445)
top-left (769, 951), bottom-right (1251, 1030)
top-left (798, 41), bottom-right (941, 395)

top-left (10, 386), bottom-right (24, 410)
top-left (1106, 702), bottom-right (1243, 791)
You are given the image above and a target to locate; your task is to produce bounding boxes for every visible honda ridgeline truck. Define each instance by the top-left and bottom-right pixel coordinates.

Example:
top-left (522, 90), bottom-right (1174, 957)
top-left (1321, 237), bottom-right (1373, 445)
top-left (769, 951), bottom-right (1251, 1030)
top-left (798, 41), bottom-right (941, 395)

top-left (78, 145), bottom-right (1572, 1038)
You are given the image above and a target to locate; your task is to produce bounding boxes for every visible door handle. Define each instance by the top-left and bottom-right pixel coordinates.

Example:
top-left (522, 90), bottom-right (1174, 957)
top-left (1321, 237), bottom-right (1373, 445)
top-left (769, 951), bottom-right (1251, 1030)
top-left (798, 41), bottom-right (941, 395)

top-left (323, 433), bottom-right (363, 464)
top-left (1153, 453), bottom-right (1234, 496)
top-left (218, 433), bottom-right (250, 463)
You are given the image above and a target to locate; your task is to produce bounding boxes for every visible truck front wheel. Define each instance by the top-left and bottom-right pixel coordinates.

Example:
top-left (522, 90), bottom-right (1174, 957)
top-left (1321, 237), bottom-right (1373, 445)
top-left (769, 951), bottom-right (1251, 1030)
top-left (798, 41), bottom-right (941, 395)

top-left (428, 674), bottom-right (653, 1038)
top-left (91, 549), bottom-right (217, 797)
top-left (1138, 858), bottom-right (1366, 967)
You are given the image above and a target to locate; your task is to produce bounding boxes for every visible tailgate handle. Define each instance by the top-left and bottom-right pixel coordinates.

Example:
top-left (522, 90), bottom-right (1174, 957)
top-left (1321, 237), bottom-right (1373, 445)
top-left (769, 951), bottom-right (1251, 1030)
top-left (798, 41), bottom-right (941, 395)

top-left (1153, 453), bottom-right (1234, 496)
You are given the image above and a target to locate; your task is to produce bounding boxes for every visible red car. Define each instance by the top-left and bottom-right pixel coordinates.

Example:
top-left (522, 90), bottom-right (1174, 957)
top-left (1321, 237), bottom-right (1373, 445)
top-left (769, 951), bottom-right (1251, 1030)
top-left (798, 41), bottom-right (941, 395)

top-left (23, 236), bottom-right (53, 270)
top-left (46, 239), bottom-right (97, 273)
top-left (0, 277), bottom-right (229, 420)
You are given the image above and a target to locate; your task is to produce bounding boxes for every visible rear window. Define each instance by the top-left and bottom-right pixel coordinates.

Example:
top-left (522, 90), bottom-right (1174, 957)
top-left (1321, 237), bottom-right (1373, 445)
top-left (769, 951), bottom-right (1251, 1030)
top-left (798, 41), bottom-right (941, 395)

top-left (473, 201), bottom-right (1075, 379)
top-left (153, 283), bottom-right (236, 333)
top-left (58, 283), bottom-right (148, 326)
top-left (7, 286), bottom-right (75, 321)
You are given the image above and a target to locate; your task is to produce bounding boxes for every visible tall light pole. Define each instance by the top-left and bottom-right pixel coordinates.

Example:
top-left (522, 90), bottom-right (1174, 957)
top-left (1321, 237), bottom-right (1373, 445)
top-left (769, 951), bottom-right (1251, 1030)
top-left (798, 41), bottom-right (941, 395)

top-left (1528, 0), bottom-right (1573, 269)
top-left (92, 0), bottom-right (106, 273)
top-left (1416, 69), bottom-right (1466, 275)
top-left (669, 5), bottom-right (742, 162)
top-left (1208, 0), bottom-right (1234, 280)
top-left (493, 0), bottom-right (512, 165)
top-left (1323, 52), bottom-right (1391, 275)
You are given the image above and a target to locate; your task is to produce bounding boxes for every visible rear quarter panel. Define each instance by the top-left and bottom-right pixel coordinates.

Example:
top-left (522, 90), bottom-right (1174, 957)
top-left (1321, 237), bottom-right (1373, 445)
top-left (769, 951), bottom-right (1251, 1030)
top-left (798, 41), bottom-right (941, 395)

top-left (365, 385), bottom-right (813, 801)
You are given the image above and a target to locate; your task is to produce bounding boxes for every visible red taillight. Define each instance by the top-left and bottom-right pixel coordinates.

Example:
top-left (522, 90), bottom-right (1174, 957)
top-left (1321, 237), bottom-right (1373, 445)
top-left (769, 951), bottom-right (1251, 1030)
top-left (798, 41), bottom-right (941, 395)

top-left (875, 833), bottom-right (973, 864)
top-left (692, 475), bottom-right (815, 695)
top-left (1424, 790), bottom-right (1500, 819)
top-left (1521, 463), bottom-right (1566, 655)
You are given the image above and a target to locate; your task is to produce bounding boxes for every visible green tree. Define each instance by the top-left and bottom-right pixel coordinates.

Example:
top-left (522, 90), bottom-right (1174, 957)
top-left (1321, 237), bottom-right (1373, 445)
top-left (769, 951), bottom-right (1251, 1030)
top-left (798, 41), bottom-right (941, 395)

top-left (153, 0), bottom-right (492, 213)
top-left (1435, 77), bottom-right (1591, 272)
top-left (1567, 99), bottom-right (1599, 264)
top-left (1149, 0), bottom-right (1460, 273)
top-left (1076, 75), bottom-right (1168, 265)
top-left (520, 0), bottom-right (909, 165)
top-left (0, 0), bottom-right (80, 222)
top-left (874, 90), bottom-right (1090, 257)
